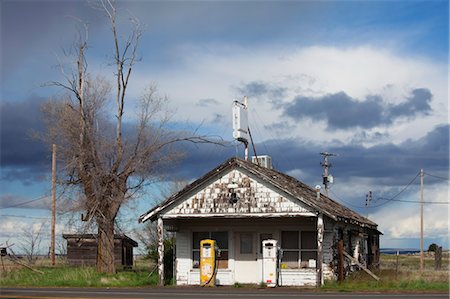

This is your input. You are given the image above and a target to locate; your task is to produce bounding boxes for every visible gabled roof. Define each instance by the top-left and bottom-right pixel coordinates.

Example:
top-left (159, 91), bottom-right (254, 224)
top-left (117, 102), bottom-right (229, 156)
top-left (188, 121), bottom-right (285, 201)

top-left (139, 157), bottom-right (378, 229)
top-left (62, 234), bottom-right (138, 247)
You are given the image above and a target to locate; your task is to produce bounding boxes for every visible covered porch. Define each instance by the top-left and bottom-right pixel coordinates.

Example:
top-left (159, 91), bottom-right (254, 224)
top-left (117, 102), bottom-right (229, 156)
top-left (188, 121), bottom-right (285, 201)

top-left (156, 216), bottom-right (328, 286)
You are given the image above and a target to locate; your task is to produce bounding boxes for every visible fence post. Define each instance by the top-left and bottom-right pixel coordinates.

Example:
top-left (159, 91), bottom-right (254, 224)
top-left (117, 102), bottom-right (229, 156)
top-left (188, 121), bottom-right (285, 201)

top-left (395, 250), bottom-right (399, 280)
top-left (435, 246), bottom-right (442, 270)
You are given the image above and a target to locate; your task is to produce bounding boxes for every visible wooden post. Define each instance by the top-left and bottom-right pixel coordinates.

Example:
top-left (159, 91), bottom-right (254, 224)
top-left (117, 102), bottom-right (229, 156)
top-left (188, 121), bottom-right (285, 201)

top-left (51, 144), bottom-right (56, 266)
top-left (395, 250), bottom-right (399, 280)
top-left (338, 240), bottom-right (344, 283)
top-left (342, 251), bottom-right (380, 281)
top-left (420, 169), bottom-right (424, 271)
top-left (316, 213), bottom-right (324, 287)
top-left (435, 246), bottom-right (442, 270)
top-left (157, 217), bottom-right (164, 286)
top-left (1, 255), bottom-right (4, 272)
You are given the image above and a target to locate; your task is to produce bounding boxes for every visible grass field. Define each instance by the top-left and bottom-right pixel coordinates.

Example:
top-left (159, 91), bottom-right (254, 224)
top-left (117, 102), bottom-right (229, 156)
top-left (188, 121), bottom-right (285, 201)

top-left (323, 253), bottom-right (449, 292)
top-left (1, 254), bottom-right (449, 290)
top-left (0, 256), bottom-right (159, 287)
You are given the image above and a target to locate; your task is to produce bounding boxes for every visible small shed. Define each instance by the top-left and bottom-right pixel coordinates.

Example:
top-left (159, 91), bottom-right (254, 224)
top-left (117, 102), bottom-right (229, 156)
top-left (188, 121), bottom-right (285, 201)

top-left (62, 234), bottom-right (138, 268)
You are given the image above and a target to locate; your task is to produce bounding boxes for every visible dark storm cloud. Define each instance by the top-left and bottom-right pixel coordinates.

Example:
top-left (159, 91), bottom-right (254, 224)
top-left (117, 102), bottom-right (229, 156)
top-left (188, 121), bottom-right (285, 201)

top-left (0, 97), bottom-right (49, 182)
top-left (389, 88), bottom-right (433, 119)
top-left (177, 124), bottom-right (449, 188)
top-left (236, 81), bottom-right (286, 103)
top-left (283, 88), bottom-right (432, 130)
top-left (1, 1), bottom-right (101, 77)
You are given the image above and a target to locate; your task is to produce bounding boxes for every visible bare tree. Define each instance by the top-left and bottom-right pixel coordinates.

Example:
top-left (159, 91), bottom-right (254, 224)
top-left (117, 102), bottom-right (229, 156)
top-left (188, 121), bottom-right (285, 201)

top-left (134, 179), bottom-right (188, 255)
top-left (42, 0), bottom-right (218, 274)
top-left (18, 222), bottom-right (45, 265)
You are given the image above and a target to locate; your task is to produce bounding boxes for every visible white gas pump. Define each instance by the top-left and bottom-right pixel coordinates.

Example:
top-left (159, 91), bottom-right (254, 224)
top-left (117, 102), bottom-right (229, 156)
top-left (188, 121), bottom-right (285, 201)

top-left (262, 239), bottom-right (279, 287)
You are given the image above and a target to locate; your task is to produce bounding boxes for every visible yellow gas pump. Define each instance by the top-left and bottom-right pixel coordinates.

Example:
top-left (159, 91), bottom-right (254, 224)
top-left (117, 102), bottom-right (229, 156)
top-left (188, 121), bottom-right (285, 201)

top-left (200, 239), bottom-right (216, 287)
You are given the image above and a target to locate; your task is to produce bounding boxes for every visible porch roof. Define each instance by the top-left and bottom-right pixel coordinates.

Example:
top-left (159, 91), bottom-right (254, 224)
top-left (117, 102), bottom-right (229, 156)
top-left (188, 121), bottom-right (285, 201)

top-left (139, 157), bottom-right (378, 229)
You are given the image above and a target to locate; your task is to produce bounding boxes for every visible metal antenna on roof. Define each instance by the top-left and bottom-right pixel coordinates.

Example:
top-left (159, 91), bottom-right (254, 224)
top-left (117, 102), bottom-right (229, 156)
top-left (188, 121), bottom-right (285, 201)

top-left (320, 152), bottom-right (337, 196)
top-left (232, 96), bottom-right (250, 161)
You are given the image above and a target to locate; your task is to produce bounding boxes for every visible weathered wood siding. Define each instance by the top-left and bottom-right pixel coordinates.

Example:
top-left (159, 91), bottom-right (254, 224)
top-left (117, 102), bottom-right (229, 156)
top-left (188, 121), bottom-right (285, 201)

top-left (280, 270), bottom-right (316, 286)
top-left (66, 239), bottom-right (123, 266)
top-left (165, 169), bottom-right (314, 217)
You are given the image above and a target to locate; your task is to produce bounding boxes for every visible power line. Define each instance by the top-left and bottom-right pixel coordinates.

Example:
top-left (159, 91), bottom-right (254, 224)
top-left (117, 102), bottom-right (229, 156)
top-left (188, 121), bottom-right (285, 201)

top-left (373, 171), bottom-right (421, 207)
top-left (331, 172), bottom-right (423, 209)
top-left (248, 108), bottom-right (272, 156)
top-left (327, 167), bottom-right (450, 212)
top-left (424, 172), bottom-right (449, 181)
top-left (0, 214), bottom-right (49, 220)
top-left (0, 195), bottom-right (48, 210)
top-left (329, 189), bottom-right (367, 209)
top-left (377, 198), bottom-right (449, 204)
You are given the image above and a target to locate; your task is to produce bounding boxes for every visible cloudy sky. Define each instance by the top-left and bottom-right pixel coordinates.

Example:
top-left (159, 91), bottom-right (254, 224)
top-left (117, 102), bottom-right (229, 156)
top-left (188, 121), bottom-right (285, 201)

top-left (1, 0), bottom-right (448, 253)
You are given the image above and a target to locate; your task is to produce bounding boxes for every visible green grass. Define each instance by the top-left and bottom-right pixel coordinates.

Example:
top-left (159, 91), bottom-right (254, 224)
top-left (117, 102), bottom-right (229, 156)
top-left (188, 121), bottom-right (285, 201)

top-left (322, 268), bottom-right (449, 292)
top-left (0, 266), bottom-right (159, 287)
top-left (1, 254), bottom-right (448, 290)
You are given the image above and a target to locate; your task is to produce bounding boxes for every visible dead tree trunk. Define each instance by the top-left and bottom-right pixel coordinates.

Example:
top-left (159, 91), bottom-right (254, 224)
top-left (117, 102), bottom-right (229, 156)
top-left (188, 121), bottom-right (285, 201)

top-left (97, 217), bottom-right (116, 273)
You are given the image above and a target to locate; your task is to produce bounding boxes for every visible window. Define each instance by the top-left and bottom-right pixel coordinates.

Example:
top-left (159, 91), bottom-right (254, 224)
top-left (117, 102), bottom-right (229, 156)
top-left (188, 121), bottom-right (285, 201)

top-left (281, 231), bottom-right (317, 269)
top-left (301, 231), bottom-right (317, 268)
top-left (240, 233), bottom-right (253, 254)
top-left (281, 231), bottom-right (299, 269)
top-left (192, 231), bottom-right (228, 269)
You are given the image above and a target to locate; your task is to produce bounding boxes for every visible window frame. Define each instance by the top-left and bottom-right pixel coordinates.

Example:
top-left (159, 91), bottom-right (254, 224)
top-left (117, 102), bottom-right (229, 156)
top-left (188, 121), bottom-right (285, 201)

top-left (281, 230), bottom-right (318, 269)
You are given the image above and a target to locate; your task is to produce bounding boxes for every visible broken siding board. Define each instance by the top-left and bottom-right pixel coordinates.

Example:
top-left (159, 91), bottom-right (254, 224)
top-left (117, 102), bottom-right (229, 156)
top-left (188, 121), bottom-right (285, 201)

top-left (165, 169), bottom-right (313, 217)
top-left (280, 270), bottom-right (317, 287)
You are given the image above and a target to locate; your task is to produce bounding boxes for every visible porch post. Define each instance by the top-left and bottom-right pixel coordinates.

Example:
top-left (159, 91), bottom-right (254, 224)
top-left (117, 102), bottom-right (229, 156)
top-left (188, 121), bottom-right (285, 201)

top-left (157, 217), bottom-right (165, 286)
top-left (317, 213), bottom-right (324, 287)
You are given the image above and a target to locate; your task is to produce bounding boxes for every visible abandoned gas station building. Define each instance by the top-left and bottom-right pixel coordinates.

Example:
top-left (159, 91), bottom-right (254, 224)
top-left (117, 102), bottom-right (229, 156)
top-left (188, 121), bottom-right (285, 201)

top-left (139, 157), bottom-right (381, 286)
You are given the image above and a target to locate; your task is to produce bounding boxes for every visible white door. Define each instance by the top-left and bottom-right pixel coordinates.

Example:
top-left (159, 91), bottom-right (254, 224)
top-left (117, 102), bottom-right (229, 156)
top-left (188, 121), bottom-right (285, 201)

top-left (234, 232), bottom-right (258, 283)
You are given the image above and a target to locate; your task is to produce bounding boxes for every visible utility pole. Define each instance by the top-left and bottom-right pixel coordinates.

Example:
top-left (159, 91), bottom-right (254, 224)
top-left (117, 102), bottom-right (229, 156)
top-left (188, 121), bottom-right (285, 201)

top-left (420, 168), bottom-right (424, 271)
top-left (320, 152), bottom-right (336, 196)
top-left (365, 191), bottom-right (372, 218)
top-left (51, 144), bottom-right (56, 266)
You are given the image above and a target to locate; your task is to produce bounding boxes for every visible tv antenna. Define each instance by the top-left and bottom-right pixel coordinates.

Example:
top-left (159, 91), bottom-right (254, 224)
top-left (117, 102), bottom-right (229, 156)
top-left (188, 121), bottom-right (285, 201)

top-left (233, 96), bottom-right (251, 161)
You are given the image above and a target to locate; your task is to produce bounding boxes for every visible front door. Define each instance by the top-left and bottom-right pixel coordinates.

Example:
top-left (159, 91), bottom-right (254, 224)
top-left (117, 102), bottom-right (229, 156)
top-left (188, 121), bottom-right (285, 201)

top-left (234, 232), bottom-right (258, 283)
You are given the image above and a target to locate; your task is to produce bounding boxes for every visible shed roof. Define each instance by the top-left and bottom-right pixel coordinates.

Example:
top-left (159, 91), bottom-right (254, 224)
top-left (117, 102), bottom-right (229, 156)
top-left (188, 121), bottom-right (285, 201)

top-left (139, 157), bottom-right (378, 229)
top-left (62, 234), bottom-right (138, 247)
